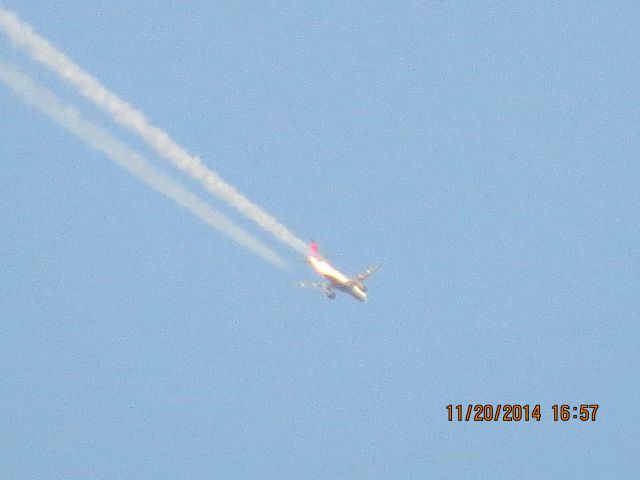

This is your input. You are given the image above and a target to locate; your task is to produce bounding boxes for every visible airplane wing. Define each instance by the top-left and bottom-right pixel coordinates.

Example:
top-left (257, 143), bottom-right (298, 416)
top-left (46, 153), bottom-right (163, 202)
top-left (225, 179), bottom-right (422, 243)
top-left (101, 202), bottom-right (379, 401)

top-left (353, 264), bottom-right (381, 282)
top-left (298, 281), bottom-right (328, 289)
top-left (298, 281), bottom-right (336, 299)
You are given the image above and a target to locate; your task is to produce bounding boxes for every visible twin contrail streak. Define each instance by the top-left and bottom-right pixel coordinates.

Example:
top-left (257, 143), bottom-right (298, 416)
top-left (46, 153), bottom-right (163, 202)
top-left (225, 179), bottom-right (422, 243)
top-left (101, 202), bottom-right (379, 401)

top-left (0, 6), bottom-right (309, 256)
top-left (0, 60), bottom-right (287, 269)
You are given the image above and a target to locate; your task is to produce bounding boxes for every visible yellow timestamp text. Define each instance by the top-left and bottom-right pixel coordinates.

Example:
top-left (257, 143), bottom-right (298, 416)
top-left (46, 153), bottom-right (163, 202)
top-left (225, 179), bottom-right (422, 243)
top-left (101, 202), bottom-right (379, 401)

top-left (446, 404), bottom-right (599, 422)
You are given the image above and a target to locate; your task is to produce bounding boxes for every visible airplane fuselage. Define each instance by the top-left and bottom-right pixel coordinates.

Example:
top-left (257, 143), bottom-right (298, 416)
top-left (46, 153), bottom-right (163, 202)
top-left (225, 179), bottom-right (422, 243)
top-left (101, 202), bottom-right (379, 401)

top-left (334, 281), bottom-right (367, 302)
top-left (308, 255), bottom-right (368, 302)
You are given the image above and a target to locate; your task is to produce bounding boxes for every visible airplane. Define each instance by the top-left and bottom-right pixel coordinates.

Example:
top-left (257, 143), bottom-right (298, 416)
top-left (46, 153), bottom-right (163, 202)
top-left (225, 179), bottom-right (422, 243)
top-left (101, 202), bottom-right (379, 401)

top-left (299, 241), bottom-right (381, 302)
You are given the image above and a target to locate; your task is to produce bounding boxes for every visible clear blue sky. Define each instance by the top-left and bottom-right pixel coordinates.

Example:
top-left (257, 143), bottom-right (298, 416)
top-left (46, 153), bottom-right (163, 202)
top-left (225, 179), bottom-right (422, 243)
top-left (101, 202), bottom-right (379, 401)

top-left (1, 2), bottom-right (638, 478)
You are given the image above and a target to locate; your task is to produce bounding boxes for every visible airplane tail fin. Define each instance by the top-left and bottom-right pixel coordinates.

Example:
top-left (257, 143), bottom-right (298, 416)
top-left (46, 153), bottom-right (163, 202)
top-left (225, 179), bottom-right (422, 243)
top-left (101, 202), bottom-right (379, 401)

top-left (310, 240), bottom-right (319, 256)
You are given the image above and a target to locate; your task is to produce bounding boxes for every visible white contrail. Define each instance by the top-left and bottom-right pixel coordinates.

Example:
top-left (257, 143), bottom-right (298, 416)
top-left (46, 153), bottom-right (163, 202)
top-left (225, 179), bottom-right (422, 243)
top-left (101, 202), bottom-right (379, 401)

top-left (0, 7), bottom-right (309, 256)
top-left (0, 60), bottom-right (288, 269)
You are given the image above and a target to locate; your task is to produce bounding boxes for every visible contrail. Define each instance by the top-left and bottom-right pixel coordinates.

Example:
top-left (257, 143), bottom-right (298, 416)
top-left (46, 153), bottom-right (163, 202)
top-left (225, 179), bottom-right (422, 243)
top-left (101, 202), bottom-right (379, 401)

top-left (0, 60), bottom-right (288, 269)
top-left (0, 7), bottom-right (309, 256)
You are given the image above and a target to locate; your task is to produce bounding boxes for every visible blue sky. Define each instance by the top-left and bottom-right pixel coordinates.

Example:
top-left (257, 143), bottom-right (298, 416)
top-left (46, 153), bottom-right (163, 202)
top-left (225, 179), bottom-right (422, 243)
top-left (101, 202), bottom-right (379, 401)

top-left (1, 2), bottom-right (638, 478)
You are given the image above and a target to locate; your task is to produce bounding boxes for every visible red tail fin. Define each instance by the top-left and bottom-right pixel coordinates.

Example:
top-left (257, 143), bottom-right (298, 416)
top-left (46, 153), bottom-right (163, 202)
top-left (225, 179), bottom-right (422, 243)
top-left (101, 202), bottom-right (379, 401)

top-left (310, 241), bottom-right (319, 256)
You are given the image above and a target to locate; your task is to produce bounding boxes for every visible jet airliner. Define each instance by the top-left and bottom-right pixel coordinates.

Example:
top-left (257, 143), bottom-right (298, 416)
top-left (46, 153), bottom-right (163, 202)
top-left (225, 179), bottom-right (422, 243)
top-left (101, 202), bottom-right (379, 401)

top-left (300, 241), bottom-right (380, 302)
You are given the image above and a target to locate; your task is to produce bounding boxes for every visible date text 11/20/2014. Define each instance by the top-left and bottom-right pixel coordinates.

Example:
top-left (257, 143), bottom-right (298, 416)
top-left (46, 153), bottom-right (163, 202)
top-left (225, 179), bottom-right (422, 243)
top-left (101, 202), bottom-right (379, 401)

top-left (446, 404), bottom-right (599, 422)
